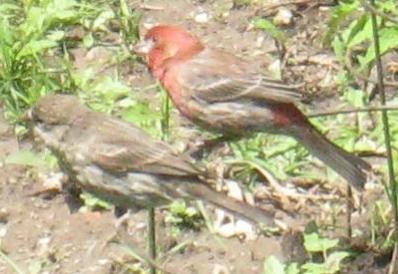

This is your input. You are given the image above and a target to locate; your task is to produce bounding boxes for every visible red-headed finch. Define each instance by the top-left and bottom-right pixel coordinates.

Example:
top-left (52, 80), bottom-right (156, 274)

top-left (134, 25), bottom-right (371, 191)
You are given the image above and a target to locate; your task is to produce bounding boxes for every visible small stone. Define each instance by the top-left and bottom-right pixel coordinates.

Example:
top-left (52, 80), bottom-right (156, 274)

top-left (0, 224), bottom-right (8, 238)
top-left (194, 12), bottom-right (210, 23)
top-left (273, 7), bottom-right (294, 27)
top-left (212, 264), bottom-right (230, 274)
top-left (268, 59), bottom-right (282, 80)
top-left (98, 259), bottom-right (109, 265)
top-left (143, 22), bottom-right (155, 30)
top-left (235, 220), bottom-right (256, 240)
top-left (224, 180), bottom-right (243, 201)
top-left (36, 235), bottom-right (52, 255)
top-left (255, 35), bottom-right (264, 48)
top-left (40, 172), bottom-right (64, 191)
top-left (8, 177), bottom-right (17, 184)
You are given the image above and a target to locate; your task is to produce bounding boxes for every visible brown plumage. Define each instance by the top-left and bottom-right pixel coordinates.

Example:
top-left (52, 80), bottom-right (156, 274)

top-left (28, 94), bottom-right (274, 225)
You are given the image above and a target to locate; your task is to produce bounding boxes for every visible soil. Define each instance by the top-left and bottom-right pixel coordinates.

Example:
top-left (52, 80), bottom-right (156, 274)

top-left (0, 0), bottom-right (393, 273)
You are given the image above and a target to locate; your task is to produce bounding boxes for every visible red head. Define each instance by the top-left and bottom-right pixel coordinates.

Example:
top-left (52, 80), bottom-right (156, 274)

top-left (133, 25), bottom-right (204, 70)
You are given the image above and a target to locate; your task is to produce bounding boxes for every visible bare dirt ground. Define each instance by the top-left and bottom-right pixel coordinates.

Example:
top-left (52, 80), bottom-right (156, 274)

top-left (0, 1), bottom-right (393, 273)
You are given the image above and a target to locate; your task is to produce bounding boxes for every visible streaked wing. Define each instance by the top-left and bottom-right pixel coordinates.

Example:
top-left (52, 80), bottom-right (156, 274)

top-left (84, 113), bottom-right (200, 177)
top-left (179, 48), bottom-right (303, 104)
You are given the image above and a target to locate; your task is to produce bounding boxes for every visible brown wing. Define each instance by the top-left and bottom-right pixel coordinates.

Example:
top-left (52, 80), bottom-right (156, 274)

top-left (178, 48), bottom-right (303, 104)
top-left (78, 113), bottom-right (200, 177)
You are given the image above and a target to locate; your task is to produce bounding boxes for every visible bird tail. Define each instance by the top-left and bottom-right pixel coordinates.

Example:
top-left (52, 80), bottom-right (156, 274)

top-left (292, 123), bottom-right (371, 191)
top-left (171, 181), bottom-right (274, 226)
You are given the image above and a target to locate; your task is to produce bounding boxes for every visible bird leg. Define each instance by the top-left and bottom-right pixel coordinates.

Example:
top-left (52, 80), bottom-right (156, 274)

top-left (148, 207), bottom-right (157, 274)
top-left (63, 183), bottom-right (83, 213)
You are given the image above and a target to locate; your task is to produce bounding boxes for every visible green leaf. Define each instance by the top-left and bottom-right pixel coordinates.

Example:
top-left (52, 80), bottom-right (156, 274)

top-left (379, 1), bottom-right (397, 13)
top-left (121, 102), bottom-right (161, 131)
top-left (360, 26), bottom-right (398, 68)
top-left (46, 0), bottom-right (78, 22)
top-left (343, 88), bottom-right (365, 107)
top-left (47, 30), bottom-right (65, 41)
top-left (72, 67), bottom-right (96, 89)
top-left (253, 18), bottom-right (286, 43)
top-left (16, 39), bottom-right (57, 59)
top-left (83, 33), bottom-right (94, 48)
top-left (92, 9), bottom-right (115, 30)
top-left (80, 192), bottom-right (112, 210)
top-left (5, 150), bottom-right (48, 167)
top-left (301, 262), bottom-right (328, 274)
top-left (346, 15), bottom-right (372, 48)
top-left (332, 36), bottom-right (345, 61)
top-left (91, 77), bottom-right (131, 98)
top-left (117, 97), bottom-right (136, 108)
top-left (21, 6), bottom-right (47, 36)
top-left (286, 263), bottom-right (299, 274)
top-left (0, 17), bottom-right (14, 45)
top-left (332, 15), bottom-right (370, 61)
top-left (324, 1), bottom-right (360, 45)
top-left (324, 251), bottom-right (350, 273)
top-left (120, 0), bottom-right (131, 17)
top-left (0, 3), bottom-right (20, 15)
top-left (301, 251), bottom-right (350, 274)
top-left (263, 256), bottom-right (285, 274)
top-left (304, 233), bottom-right (339, 253)
top-left (20, 0), bottom-right (78, 37)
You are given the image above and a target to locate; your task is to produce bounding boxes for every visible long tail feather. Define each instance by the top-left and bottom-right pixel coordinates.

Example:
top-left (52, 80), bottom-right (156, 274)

top-left (173, 182), bottom-right (274, 225)
top-left (292, 124), bottom-right (371, 191)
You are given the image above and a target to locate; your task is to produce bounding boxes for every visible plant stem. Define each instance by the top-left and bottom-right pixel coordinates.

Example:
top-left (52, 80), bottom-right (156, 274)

top-left (368, 1), bottom-right (398, 272)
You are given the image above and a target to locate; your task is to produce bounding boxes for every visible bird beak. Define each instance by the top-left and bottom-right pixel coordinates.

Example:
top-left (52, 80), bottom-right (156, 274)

top-left (131, 39), bottom-right (155, 56)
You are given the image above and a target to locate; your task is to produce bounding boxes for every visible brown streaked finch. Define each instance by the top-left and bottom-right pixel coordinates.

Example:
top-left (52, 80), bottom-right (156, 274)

top-left (26, 94), bottom-right (274, 225)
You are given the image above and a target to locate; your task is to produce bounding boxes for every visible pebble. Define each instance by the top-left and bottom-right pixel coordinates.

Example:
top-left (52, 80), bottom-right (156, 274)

top-left (194, 12), bottom-right (210, 23)
top-left (273, 7), bottom-right (294, 27)
top-left (268, 59), bottom-right (282, 80)
top-left (212, 264), bottom-right (230, 274)
top-left (224, 180), bottom-right (243, 201)
top-left (0, 208), bottom-right (9, 223)
top-left (255, 35), bottom-right (265, 48)
top-left (98, 259), bottom-right (109, 265)
top-left (36, 235), bottom-right (52, 255)
top-left (143, 22), bottom-right (155, 30)
top-left (40, 171), bottom-right (64, 190)
top-left (0, 224), bottom-right (8, 238)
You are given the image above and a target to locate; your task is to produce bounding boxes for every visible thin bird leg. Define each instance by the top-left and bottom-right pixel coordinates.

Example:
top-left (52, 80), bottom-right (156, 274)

top-left (63, 182), bottom-right (84, 213)
top-left (148, 208), bottom-right (157, 274)
top-left (346, 185), bottom-right (353, 240)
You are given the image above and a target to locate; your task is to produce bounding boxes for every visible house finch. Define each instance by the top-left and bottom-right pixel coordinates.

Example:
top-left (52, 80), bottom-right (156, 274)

top-left (134, 25), bottom-right (371, 191)
top-left (27, 94), bottom-right (274, 225)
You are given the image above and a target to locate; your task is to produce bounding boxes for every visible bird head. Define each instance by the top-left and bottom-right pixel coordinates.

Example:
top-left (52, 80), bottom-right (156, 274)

top-left (25, 94), bottom-right (88, 149)
top-left (133, 25), bottom-right (204, 62)
top-left (27, 94), bottom-right (85, 126)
